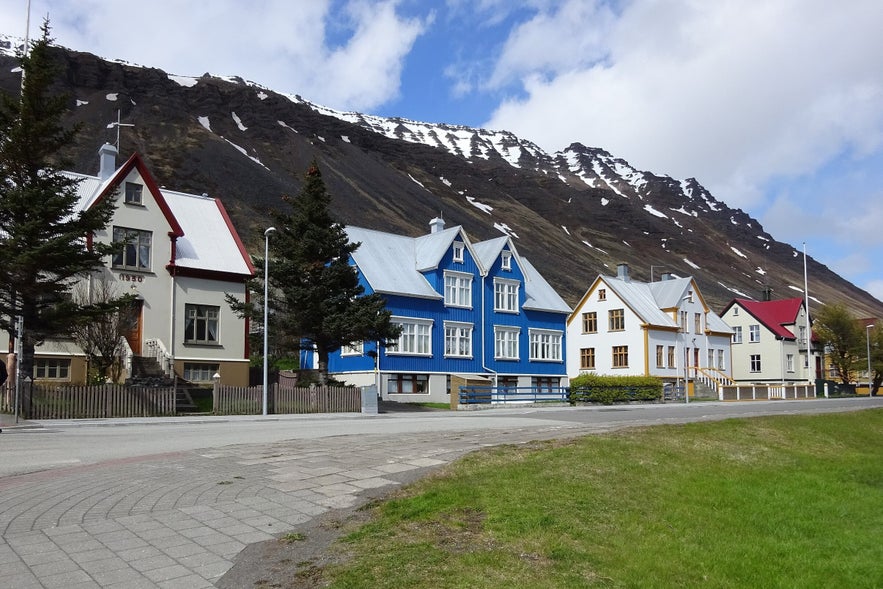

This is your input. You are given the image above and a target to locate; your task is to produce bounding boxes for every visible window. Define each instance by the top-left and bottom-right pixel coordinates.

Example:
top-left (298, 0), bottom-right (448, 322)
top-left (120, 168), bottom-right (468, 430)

top-left (388, 373), bottom-right (428, 394)
top-left (667, 346), bottom-right (676, 368)
top-left (494, 326), bottom-right (520, 360)
top-left (694, 313), bottom-right (702, 334)
top-left (749, 324), bottom-right (761, 343)
top-left (529, 329), bottom-right (562, 361)
top-left (733, 307), bottom-right (739, 316)
top-left (707, 349), bottom-right (714, 369)
top-left (532, 376), bottom-right (560, 392)
top-left (733, 326), bottom-right (743, 344)
top-left (341, 341), bottom-right (363, 356)
top-left (612, 345), bottom-right (629, 368)
top-left (608, 309), bottom-right (625, 331)
top-left (598, 288), bottom-right (606, 301)
top-left (750, 354), bottom-right (761, 373)
top-left (34, 358), bottom-right (70, 380)
top-left (581, 312), bottom-right (597, 334)
top-left (444, 322), bottom-right (473, 357)
top-left (501, 251), bottom-right (512, 270)
top-left (580, 347), bottom-right (595, 370)
top-left (798, 325), bottom-right (807, 346)
top-left (786, 354), bottom-right (795, 372)
top-left (391, 318), bottom-right (432, 355)
top-left (444, 272), bottom-right (472, 307)
top-left (185, 304), bottom-right (220, 344)
top-left (452, 241), bottom-right (464, 263)
top-left (717, 349), bottom-right (726, 370)
top-left (685, 291), bottom-right (694, 303)
top-left (656, 345), bottom-right (664, 368)
top-left (112, 227), bottom-right (152, 271)
top-left (680, 310), bottom-right (688, 332)
top-left (494, 279), bottom-right (519, 313)
top-left (183, 363), bottom-right (219, 382)
top-left (124, 182), bottom-right (143, 205)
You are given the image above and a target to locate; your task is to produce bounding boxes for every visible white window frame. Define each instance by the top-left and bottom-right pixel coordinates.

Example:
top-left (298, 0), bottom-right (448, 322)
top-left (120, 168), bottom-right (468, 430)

top-left (494, 279), bottom-right (519, 313)
top-left (183, 363), bottom-right (220, 382)
top-left (34, 358), bottom-right (71, 380)
top-left (749, 324), bottom-right (761, 343)
top-left (452, 241), bottom-right (464, 263)
top-left (494, 326), bottom-right (520, 360)
top-left (341, 341), bottom-right (364, 356)
top-left (501, 251), bottom-right (512, 271)
top-left (124, 181), bottom-right (143, 205)
top-left (733, 326), bottom-right (743, 344)
top-left (786, 353), bottom-right (795, 373)
top-left (443, 271), bottom-right (472, 308)
top-left (717, 349), bottom-right (726, 370)
top-left (444, 321), bottom-right (473, 358)
top-left (529, 329), bottom-right (562, 362)
top-left (749, 354), bottom-right (761, 373)
top-left (389, 317), bottom-right (433, 356)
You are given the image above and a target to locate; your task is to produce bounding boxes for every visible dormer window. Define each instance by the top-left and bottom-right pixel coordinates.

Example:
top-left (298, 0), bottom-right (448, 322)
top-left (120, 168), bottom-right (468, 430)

top-left (453, 241), bottom-right (464, 263)
top-left (124, 182), bottom-right (143, 205)
top-left (501, 251), bottom-right (512, 271)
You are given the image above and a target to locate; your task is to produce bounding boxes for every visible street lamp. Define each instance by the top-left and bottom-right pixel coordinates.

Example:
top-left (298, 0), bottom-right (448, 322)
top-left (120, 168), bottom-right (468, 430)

top-left (262, 227), bottom-right (276, 416)
top-left (867, 324), bottom-right (875, 397)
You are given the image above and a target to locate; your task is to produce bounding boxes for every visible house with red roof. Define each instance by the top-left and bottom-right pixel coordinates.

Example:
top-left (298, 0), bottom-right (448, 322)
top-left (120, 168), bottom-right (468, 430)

top-left (720, 297), bottom-right (819, 383)
top-left (3, 144), bottom-right (255, 386)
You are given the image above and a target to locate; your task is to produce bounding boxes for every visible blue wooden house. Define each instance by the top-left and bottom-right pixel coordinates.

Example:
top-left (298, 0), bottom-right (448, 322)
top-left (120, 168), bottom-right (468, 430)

top-left (325, 217), bottom-right (571, 404)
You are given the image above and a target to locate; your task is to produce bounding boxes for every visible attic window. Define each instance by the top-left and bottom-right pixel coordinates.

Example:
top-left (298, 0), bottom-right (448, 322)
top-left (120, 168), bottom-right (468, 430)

top-left (733, 307), bottom-right (739, 316)
top-left (124, 182), bottom-right (143, 205)
top-left (453, 241), bottom-right (464, 263)
top-left (501, 251), bottom-right (512, 270)
top-left (598, 288), bottom-right (606, 301)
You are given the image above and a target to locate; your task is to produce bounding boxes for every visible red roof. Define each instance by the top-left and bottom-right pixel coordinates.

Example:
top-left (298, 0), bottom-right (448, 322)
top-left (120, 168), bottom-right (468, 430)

top-left (732, 297), bottom-right (805, 339)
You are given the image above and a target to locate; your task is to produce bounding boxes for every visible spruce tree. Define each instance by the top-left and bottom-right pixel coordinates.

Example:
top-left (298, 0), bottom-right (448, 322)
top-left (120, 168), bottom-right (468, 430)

top-left (263, 161), bottom-right (399, 384)
top-left (0, 21), bottom-right (116, 378)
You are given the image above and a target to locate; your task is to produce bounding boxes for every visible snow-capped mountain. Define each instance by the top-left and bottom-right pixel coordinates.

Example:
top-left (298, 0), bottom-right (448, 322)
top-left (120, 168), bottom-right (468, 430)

top-left (1, 36), bottom-right (880, 317)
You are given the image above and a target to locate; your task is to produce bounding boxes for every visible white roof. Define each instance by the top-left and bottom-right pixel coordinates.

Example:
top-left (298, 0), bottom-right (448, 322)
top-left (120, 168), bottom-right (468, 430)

top-left (520, 257), bottom-right (571, 313)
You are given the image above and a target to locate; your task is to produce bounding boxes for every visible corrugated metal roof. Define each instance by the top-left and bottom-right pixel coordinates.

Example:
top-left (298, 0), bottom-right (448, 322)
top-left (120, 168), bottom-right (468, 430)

top-left (520, 257), bottom-right (571, 313)
top-left (472, 235), bottom-right (507, 270)
top-left (346, 226), bottom-right (441, 299)
top-left (606, 277), bottom-right (678, 327)
top-left (733, 297), bottom-right (804, 338)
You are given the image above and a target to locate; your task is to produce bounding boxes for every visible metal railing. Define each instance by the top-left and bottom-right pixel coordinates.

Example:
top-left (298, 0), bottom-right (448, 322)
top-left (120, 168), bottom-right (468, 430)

top-left (458, 386), bottom-right (569, 405)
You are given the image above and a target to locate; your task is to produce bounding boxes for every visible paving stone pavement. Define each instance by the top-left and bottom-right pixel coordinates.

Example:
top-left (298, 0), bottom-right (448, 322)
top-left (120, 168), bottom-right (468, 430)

top-left (0, 423), bottom-right (584, 588)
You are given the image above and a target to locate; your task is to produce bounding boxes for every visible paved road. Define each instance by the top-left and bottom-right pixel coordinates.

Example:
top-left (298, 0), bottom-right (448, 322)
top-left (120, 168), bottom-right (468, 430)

top-left (1, 397), bottom-right (880, 588)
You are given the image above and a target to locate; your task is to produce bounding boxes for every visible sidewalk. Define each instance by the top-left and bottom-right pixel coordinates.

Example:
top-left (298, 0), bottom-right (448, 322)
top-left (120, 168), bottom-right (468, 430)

top-left (0, 412), bottom-right (37, 430)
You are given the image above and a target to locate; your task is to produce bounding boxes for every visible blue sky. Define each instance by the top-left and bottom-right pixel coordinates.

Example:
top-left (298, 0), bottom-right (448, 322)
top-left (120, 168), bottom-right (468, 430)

top-left (2, 0), bottom-right (882, 304)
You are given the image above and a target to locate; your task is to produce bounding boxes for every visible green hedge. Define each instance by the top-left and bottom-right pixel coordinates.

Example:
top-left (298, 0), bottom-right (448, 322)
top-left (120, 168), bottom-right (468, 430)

top-left (569, 374), bottom-right (663, 405)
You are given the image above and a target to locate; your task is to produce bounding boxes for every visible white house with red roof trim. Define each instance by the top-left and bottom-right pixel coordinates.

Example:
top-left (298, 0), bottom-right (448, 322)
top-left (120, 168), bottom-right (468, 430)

top-left (720, 297), bottom-right (819, 383)
top-left (3, 144), bottom-right (255, 386)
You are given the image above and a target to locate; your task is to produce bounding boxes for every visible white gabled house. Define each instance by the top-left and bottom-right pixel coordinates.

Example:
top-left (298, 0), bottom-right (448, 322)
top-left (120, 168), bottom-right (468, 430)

top-left (3, 144), bottom-right (255, 386)
top-left (566, 264), bottom-right (733, 397)
top-left (720, 297), bottom-right (818, 383)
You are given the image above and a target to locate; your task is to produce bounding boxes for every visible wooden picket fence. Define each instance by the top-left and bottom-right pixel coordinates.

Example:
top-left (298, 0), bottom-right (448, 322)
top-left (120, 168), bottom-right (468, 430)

top-left (21, 383), bottom-right (176, 419)
top-left (213, 384), bottom-right (360, 415)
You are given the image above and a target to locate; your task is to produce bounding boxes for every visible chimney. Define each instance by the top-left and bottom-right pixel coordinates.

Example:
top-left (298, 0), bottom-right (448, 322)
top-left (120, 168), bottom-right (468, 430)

top-left (661, 272), bottom-right (673, 281)
top-left (429, 216), bottom-right (445, 234)
top-left (762, 286), bottom-right (773, 301)
top-left (617, 262), bottom-right (630, 282)
top-left (98, 143), bottom-right (118, 181)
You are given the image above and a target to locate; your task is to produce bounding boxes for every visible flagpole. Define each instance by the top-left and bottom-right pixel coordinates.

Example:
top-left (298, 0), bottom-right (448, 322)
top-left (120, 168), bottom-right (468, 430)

top-left (803, 243), bottom-right (815, 390)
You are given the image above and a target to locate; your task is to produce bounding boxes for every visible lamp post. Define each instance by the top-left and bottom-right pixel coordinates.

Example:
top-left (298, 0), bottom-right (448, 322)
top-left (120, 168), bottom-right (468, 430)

top-left (867, 324), bottom-right (875, 397)
top-left (262, 227), bottom-right (276, 416)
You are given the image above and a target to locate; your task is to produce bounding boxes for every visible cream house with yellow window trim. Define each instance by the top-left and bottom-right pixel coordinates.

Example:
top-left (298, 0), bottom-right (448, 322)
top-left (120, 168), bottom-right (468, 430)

top-left (566, 264), bottom-right (733, 397)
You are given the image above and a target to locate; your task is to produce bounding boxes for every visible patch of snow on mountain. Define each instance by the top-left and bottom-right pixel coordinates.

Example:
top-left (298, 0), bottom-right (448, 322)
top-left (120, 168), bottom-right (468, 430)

top-left (730, 246), bottom-right (748, 259)
top-left (106, 93), bottom-right (118, 101)
top-left (408, 174), bottom-right (426, 189)
top-left (680, 180), bottom-right (694, 199)
top-left (341, 135), bottom-right (350, 143)
top-left (169, 75), bottom-right (197, 87)
top-left (467, 196), bottom-right (493, 214)
top-left (592, 160), bottom-right (627, 198)
top-left (317, 136), bottom-right (325, 142)
top-left (600, 198), bottom-right (609, 206)
top-left (684, 258), bottom-right (700, 269)
top-left (730, 216), bottom-right (738, 225)
top-left (623, 240), bottom-right (631, 247)
top-left (755, 267), bottom-right (766, 275)
top-left (719, 282), bottom-right (751, 298)
top-left (644, 205), bottom-right (668, 218)
top-left (277, 121), bottom-right (297, 133)
top-left (756, 235), bottom-right (770, 242)
top-left (440, 177), bottom-right (452, 187)
top-left (223, 138), bottom-right (268, 169)
top-left (198, 116), bottom-right (211, 132)
top-left (788, 285), bottom-right (805, 294)
top-left (76, 100), bottom-right (88, 106)
top-left (562, 226), bottom-right (570, 235)
top-left (581, 240), bottom-right (609, 255)
top-left (671, 207), bottom-right (691, 215)
top-left (672, 218), bottom-right (682, 228)
top-left (232, 112), bottom-right (247, 131)
top-left (494, 222), bottom-right (519, 238)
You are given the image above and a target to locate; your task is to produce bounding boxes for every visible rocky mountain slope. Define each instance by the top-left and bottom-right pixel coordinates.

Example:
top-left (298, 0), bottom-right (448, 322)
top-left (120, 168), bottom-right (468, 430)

top-left (2, 40), bottom-right (881, 318)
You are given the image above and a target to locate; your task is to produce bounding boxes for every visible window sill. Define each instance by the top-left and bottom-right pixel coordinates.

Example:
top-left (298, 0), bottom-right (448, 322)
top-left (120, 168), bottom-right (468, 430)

top-left (183, 342), bottom-right (223, 347)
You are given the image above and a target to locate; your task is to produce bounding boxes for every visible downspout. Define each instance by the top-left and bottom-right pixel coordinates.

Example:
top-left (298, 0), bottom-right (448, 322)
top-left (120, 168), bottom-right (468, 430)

top-left (480, 272), bottom-right (497, 388)
top-left (168, 234), bottom-right (178, 381)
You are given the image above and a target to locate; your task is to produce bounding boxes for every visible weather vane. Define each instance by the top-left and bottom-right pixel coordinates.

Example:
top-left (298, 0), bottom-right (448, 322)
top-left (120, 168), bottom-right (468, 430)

top-left (108, 109), bottom-right (134, 152)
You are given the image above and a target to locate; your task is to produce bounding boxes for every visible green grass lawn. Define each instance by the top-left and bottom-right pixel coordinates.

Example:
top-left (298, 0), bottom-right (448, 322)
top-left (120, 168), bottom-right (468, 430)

top-left (317, 409), bottom-right (883, 588)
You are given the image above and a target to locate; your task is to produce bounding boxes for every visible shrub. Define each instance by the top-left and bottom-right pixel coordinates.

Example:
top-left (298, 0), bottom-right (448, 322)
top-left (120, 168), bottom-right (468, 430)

top-left (569, 374), bottom-right (663, 405)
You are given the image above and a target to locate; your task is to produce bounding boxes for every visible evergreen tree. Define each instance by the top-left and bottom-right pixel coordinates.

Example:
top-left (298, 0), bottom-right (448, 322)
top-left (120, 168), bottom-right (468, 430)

top-left (0, 21), bottom-right (116, 378)
top-left (241, 161), bottom-right (400, 384)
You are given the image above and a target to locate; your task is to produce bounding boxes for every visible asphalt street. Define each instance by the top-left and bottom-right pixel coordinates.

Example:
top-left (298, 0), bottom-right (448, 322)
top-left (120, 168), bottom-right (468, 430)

top-left (1, 397), bottom-right (880, 588)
